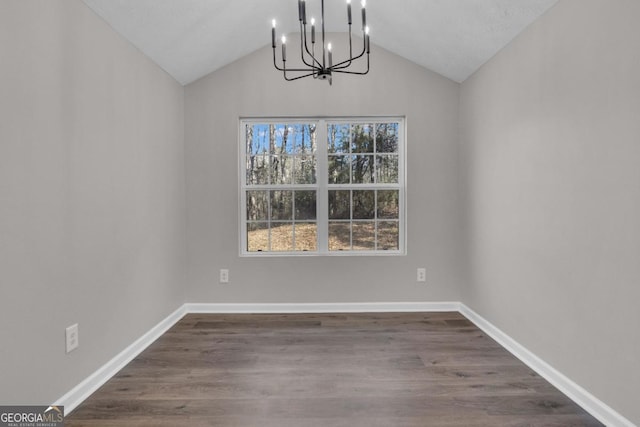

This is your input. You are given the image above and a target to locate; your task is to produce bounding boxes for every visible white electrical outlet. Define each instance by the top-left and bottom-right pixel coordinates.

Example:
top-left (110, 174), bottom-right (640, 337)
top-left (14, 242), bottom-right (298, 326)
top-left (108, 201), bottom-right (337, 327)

top-left (219, 269), bottom-right (229, 283)
top-left (417, 268), bottom-right (426, 282)
top-left (66, 324), bottom-right (79, 353)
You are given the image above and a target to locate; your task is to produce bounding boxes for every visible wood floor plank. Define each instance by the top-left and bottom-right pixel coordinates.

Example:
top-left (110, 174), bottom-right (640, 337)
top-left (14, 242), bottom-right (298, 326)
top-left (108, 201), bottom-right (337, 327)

top-left (66, 313), bottom-right (603, 426)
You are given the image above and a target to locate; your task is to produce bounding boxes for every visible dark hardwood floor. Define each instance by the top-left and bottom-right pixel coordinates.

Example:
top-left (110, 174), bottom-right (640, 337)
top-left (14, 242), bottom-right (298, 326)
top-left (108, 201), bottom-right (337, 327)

top-left (66, 312), bottom-right (603, 426)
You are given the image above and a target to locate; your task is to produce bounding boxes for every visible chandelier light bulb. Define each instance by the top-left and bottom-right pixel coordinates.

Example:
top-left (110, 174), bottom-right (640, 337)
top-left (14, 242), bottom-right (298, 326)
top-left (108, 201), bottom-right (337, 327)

top-left (272, 19), bottom-right (276, 28)
top-left (281, 35), bottom-right (287, 61)
top-left (271, 20), bottom-right (276, 48)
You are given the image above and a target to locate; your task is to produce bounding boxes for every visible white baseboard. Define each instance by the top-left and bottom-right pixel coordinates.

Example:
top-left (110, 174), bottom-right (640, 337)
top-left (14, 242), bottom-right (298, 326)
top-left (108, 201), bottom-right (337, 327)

top-left (55, 305), bottom-right (187, 414)
top-left (459, 303), bottom-right (635, 427)
top-left (185, 301), bottom-right (461, 313)
top-left (57, 301), bottom-right (635, 426)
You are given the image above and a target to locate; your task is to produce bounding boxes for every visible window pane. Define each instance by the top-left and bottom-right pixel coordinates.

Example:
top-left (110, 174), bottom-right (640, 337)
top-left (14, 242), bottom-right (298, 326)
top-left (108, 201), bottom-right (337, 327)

top-left (247, 154), bottom-right (270, 185)
top-left (352, 155), bottom-right (374, 184)
top-left (246, 191), bottom-right (268, 221)
top-left (377, 222), bottom-right (399, 250)
top-left (294, 223), bottom-right (317, 251)
top-left (351, 124), bottom-right (374, 153)
top-left (272, 124), bottom-right (291, 154)
top-left (377, 190), bottom-right (399, 219)
top-left (352, 222), bottom-right (375, 250)
top-left (329, 222), bottom-right (351, 251)
top-left (294, 155), bottom-right (316, 184)
top-left (329, 190), bottom-right (350, 220)
top-left (270, 155), bottom-right (292, 185)
top-left (295, 191), bottom-right (316, 220)
top-left (270, 223), bottom-right (293, 251)
top-left (328, 124), bottom-right (350, 154)
top-left (328, 155), bottom-right (351, 184)
top-left (247, 222), bottom-right (269, 252)
top-left (353, 190), bottom-right (375, 219)
top-left (246, 124), bottom-right (270, 156)
top-left (271, 191), bottom-right (293, 220)
top-left (293, 124), bottom-right (317, 155)
top-left (376, 155), bottom-right (399, 184)
top-left (376, 123), bottom-right (399, 153)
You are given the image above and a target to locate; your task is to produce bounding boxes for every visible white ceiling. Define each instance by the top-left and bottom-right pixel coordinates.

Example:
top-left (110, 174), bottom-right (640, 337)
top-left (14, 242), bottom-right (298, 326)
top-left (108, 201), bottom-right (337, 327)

top-left (81, 0), bottom-right (559, 86)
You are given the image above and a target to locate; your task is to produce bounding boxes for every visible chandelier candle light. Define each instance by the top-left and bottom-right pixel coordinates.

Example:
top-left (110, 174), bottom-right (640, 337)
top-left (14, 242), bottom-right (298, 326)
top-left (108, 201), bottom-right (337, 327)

top-left (271, 0), bottom-right (371, 85)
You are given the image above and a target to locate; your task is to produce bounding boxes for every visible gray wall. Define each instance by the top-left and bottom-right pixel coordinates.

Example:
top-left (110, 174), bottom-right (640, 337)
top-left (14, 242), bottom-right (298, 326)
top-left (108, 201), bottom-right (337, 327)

top-left (0, 0), bottom-right (186, 404)
top-left (460, 0), bottom-right (640, 423)
top-left (184, 39), bottom-right (463, 303)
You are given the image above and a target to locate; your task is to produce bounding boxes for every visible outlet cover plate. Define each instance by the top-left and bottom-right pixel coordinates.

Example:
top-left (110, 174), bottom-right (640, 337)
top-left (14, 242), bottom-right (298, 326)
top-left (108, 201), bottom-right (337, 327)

top-left (219, 269), bottom-right (229, 283)
top-left (66, 323), bottom-right (79, 353)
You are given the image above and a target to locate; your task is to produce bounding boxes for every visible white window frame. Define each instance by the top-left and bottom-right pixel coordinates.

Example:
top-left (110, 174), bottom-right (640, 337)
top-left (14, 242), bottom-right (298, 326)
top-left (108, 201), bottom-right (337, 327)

top-left (239, 116), bottom-right (406, 256)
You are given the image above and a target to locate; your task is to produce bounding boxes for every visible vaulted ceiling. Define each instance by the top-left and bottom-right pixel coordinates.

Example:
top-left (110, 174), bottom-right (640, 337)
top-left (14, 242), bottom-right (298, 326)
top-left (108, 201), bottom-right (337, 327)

top-left (81, 0), bottom-right (559, 86)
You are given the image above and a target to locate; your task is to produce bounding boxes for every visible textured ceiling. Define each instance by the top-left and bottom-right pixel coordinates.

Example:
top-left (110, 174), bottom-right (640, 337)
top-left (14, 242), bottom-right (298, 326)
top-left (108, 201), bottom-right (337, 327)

top-left (81, 0), bottom-right (559, 85)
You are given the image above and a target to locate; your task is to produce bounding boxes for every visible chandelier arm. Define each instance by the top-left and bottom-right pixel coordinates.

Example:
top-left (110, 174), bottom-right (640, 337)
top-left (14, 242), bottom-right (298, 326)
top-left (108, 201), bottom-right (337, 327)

top-left (282, 65), bottom-right (326, 73)
top-left (283, 71), bottom-right (318, 81)
top-left (330, 32), bottom-right (367, 70)
top-left (332, 24), bottom-right (355, 70)
top-left (300, 22), bottom-right (321, 69)
top-left (349, 24), bottom-right (353, 62)
top-left (331, 53), bottom-right (365, 70)
top-left (273, 48), bottom-right (285, 71)
top-left (311, 43), bottom-right (318, 77)
top-left (301, 22), bottom-right (323, 69)
top-left (273, 49), bottom-right (320, 73)
top-left (331, 35), bottom-right (368, 70)
top-left (332, 56), bottom-right (369, 75)
top-left (331, 68), bottom-right (369, 75)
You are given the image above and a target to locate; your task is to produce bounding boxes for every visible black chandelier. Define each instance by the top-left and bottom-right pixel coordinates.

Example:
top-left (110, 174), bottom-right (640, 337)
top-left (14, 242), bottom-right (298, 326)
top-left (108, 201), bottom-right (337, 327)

top-left (271, 0), bottom-right (370, 85)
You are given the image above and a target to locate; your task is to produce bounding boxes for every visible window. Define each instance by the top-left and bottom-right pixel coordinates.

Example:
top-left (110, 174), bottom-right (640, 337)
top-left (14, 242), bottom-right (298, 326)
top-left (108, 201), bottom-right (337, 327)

top-left (240, 117), bottom-right (405, 256)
